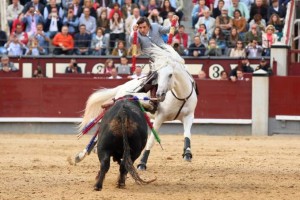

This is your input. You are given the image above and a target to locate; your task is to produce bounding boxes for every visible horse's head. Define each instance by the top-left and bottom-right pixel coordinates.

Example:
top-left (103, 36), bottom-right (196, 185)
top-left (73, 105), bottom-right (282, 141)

top-left (155, 64), bottom-right (174, 102)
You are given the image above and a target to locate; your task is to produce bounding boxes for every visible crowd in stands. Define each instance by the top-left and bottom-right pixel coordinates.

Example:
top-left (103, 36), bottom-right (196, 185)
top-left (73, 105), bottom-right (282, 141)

top-left (0, 0), bottom-right (287, 78)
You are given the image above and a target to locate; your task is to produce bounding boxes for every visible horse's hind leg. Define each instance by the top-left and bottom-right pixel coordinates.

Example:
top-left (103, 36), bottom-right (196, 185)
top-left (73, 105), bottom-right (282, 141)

top-left (94, 151), bottom-right (110, 191)
top-left (182, 114), bottom-right (193, 161)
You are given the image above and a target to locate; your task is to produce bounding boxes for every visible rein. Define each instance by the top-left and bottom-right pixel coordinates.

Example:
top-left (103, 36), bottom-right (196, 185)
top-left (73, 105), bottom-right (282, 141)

top-left (171, 79), bottom-right (195, 120)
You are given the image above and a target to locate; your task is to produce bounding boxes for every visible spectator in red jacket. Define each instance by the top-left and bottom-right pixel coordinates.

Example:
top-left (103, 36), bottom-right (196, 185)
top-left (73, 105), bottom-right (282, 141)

top-left (52, 25), bottom-right (74, 55)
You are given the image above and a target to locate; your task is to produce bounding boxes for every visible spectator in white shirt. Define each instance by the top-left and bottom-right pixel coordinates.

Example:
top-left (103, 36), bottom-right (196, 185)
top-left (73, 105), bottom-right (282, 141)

top-left (108, 68), bottom-right (122, 79)
top-left (4, 34), bottom-right (26, 56)
top-left (128, 66), bottom-right (146, 79)
top-left (7, 0), bottom-right (24, 31)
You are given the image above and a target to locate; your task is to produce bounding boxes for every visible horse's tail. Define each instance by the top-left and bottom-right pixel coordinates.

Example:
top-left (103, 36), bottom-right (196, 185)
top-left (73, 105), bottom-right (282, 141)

top-left (79, 86), bottom-right (121, 131)
top-left (120, 104), bottom-right (156, 185)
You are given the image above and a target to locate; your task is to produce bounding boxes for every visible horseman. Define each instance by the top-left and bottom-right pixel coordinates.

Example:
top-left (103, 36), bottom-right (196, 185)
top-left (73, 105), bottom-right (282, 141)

top-left (129, 16), bottom-right (180, 112)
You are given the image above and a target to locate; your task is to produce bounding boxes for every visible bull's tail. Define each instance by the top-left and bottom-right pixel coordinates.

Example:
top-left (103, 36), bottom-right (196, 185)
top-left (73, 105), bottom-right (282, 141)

top-left (79, 86), bottom-right (122, 131)
top-left (120, 105), bottom-right (156, 185)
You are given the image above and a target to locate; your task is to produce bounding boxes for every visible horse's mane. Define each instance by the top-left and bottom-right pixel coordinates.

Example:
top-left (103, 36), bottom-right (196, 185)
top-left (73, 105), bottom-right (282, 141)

top-left (146, 44), bottom-right (185, 71)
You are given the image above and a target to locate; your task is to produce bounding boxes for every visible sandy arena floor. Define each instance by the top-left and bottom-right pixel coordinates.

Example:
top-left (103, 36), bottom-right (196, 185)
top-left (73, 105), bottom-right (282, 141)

top-left (0, 133), bottom-right (300, 200)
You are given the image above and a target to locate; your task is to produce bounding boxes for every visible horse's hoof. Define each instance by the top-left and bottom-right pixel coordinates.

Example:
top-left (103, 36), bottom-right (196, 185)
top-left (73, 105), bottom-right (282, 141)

top-left (137, 163), bottom-right (147, 171)
top-left (117, 183), bottom-right (125, 189)
top-left (94, 186), bottom-right (102, 191)
top-left (183, 153), bottom-right (192, 162)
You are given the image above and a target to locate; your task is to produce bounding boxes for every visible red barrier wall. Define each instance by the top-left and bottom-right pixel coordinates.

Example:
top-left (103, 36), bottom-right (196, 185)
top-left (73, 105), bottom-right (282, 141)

top-left (0, 78), bottom-right (252, 119)
top-left (269, 76), bottom-right (300, 117)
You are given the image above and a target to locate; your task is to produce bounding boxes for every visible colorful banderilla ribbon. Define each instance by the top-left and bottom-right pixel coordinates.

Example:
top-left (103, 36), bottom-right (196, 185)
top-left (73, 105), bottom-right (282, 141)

top-left (131, 30), bottom-right (138, 73)
top-left (167, 18), bottom-right (178, 45)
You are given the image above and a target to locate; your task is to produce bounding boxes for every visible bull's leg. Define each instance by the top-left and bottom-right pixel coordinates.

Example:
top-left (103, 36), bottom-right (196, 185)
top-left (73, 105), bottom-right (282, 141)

top-left (137, 119), bottom-right (163, 170)
top-left (182, 114), bottom-right (193, 161)
top-left (94, 151), bottom-right (110, 191)
top-left (117, 161), bottom-right (127, 188)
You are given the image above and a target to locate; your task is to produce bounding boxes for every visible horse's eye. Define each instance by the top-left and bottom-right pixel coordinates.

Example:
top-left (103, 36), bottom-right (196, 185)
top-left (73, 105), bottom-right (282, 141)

top-left (168, 74), bottom-right (173, 78)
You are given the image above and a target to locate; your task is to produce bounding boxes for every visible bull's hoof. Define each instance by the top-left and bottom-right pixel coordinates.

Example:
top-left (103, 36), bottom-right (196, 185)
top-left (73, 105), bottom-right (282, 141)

top-left (94, 185), bottom-right (102, 191)
top-left (137, 163), bottom-right (147, 171)
top-left (183, 153), bottom-right (192, 162)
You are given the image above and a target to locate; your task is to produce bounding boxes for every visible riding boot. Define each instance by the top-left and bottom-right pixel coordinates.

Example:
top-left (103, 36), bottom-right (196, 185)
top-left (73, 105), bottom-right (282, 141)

top-left (137, 150), bottom-right (150, 170)
top-left (182, 137), bottom-right (192, 161)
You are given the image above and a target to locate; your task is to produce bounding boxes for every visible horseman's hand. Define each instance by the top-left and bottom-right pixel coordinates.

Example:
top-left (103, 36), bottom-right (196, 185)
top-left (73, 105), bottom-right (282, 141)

top-left (133, 24), bottom-right (138, 31)
top-left (172, 15), bottom-right (179, 21)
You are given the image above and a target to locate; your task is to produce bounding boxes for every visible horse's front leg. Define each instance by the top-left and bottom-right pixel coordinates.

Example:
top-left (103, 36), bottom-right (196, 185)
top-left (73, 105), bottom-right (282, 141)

top-left (137, 119), bottom-right (163, 170)
top-left (182, 114), bottom-right (194, 161)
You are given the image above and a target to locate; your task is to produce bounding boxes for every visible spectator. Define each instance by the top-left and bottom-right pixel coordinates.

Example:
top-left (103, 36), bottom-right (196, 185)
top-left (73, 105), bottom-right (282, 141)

top-left (210, 27), bottom-right (227, 53)
top-left (79, 7), bottom-right (96, 34)
top-left (239, 0), bottom-right (252, 9)
top-left (262, 25), bottom-right (278, 56)
top-left (228, 0), bottom-right (249, 21)
top-left (108, 3), bottom-right (123, 19)
top-left (196, 24), bottom-right (209, 47)
top-left (215, 7), bottom-right (232, 36)
top-left (33, 65), bottom-right (44, 78)
top-left (174, 25), bottom-right (189, 52)
top-left (103, 58), bottom-right (115, 74)
top-left (44, 7), bottom-right (63, 38)
top-left (191, 0), bottom-right (209, 28)
top-left (7, 0), bottom-right (24, 32)
top-left (255, 57), bottom-right (272, 74)
top-left (14, 23), bottom-right (29, 45)
top-left (244, 24), bottom-right (262, 45)
top-left (233, 67), bottom-right (250, 81)
top-left (163, 11), bottom-right (174, 27)
top-left (65, 58), bottom-right (82, 73)
top-left (25, 37), bottom-right (43, 55)
top-left (229, 57), bottom-right (253, 80)
top-left (160, 0), bottom-right (176, 21)
top-left (148, 9), bottom-right (163, 25)
top-left (22, 0), bottom-right (45, 15)
top-left (248, 14), bottom-right (266, 32)
top-left (173, 0), bottom-right (184, 22)
top-left (0, 56), bottom-right (18, 72)
top-left (0, 29), bottom-right (8, 55)
top-left (232, 9), bottom-right (247, 38)
top-left (91, 27), bottom-right (106, 55)
top-left (74, 24), bottom-right (91, 55)
top-left (147, 0), bottom-right (159, 17)
top-left (97, 9), bottom-right (110, 34)
top-left (205, 38), bottom-right (222, 56)
top-left (195, 10), bottom-right (215, 37)
top-left (267, 0), bottom-right (286, 22)
top-left (227, 27), bottom-right (243, 49)
top-left (62, 6), bottom-right (80, 35)
top-left (4, 34), bottom-right (26, 56)
top-left (213, 0), bottom-right (225, 18)
top-left (52, 25), bottom-right (74, 55)
top-left (43, 0), bottom-right (64, 21)
top-left (213, 0), bottom-right (232, 15)
top-left (61, 0), bottom-right (74, 12)
top-left (21, 5), bottom-right (44, 37)
top-left (125, 7), bottom-right (140, 48)
top-left (33, 23), bottom-right (50, 55)
top-left (83, 0), bottom-right (98, 19)
top-left (245, 39), bottom-right (263, 58)
top-left (71, 0), bottom-right (83, 17)
top-left (188, 36), bottom-right (206, 57)
top-left (250, 0), bottom-right (268, 22)
top-left (198, 70), bottom-right (207, 79)
top-left (229, 40), bottom-right (246, 58)
top-left (128, 65), bottom-right (146, 79)
top-left (11, 13), bottom-right (26, 34)
top-left (109, 12), bottom-right (125, 53)
top-left (219, 70), bottom-right (229, 80)
top-left (115, 56), bottom-right (131, 75)
top-left (121, 0), bottom-right (139, 20)
top-left (108, 67), bottom-right (122, 79)
top-left (111, 40), bottom-right (128, 56)
top-left (268, 13), bottom-right (284, 40)
top-left (139, 0), bottom-right (150, 16)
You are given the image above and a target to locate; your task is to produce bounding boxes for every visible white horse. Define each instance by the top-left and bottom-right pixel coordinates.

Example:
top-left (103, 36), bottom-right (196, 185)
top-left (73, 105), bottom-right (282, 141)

top-left (80, 44), bottom-right (198, 170)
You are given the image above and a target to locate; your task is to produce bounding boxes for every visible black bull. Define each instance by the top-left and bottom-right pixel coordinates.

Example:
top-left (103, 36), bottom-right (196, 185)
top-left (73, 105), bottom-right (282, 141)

top-left (94, 96), bottom-right (155, 191)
